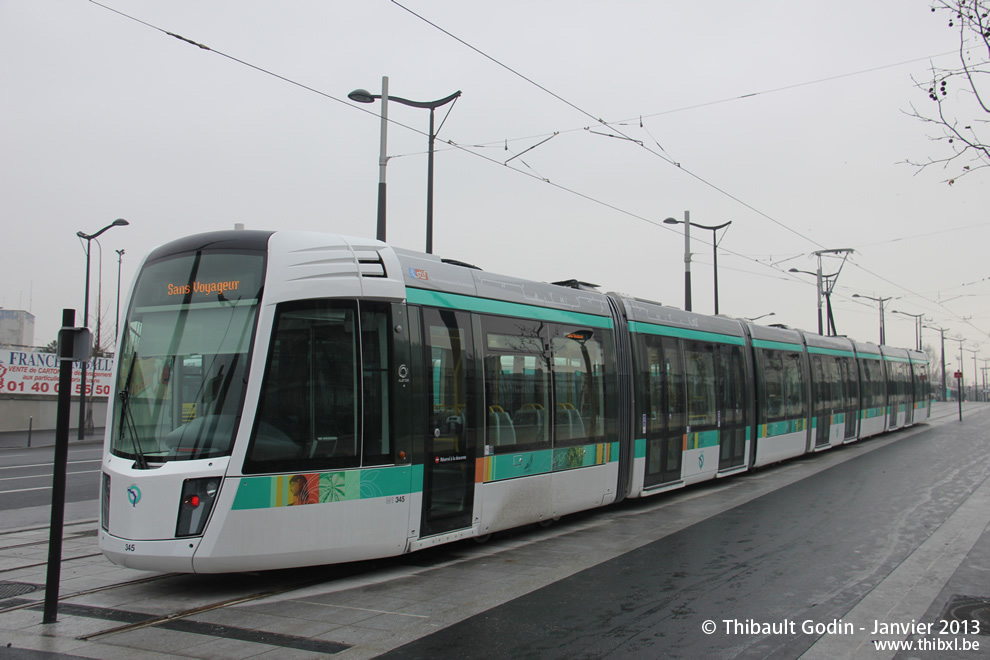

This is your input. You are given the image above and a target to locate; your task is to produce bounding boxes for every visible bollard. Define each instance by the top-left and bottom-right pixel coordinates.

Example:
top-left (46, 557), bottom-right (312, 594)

top-left (27, 416), bottom-right (33, 447)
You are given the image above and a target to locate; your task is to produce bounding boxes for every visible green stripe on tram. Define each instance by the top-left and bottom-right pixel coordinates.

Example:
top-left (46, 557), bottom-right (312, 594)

top-left (628, 321), bottom-right (745, 346)
top-left (231, 464), bottom-right (423, 510)
top-left (407, 288), bottom-right (613, 329)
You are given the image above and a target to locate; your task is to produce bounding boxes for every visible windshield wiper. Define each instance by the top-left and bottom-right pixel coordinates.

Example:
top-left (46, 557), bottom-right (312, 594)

top-left (117, 357), bottom-right (150, 470)
top-left (118, 390), bottom-right (149, 470)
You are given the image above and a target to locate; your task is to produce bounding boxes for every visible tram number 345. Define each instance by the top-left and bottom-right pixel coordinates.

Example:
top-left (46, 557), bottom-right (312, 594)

top-left (385, 496), bottom-right (406, 505)
top-left (124, 544), bottom-right (136, 552)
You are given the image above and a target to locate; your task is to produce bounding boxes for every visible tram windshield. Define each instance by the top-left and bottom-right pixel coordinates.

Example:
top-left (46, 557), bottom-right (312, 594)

top-left (110, 251), bottom-right (264, 463)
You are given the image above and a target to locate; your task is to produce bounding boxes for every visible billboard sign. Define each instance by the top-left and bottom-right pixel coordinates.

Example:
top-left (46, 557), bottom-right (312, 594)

top-left (0, 349), bottom-right (114, 398)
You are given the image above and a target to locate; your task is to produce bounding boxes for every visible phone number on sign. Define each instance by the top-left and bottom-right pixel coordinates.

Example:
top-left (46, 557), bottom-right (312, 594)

top-left (3, 380), bottom-right (111, 396)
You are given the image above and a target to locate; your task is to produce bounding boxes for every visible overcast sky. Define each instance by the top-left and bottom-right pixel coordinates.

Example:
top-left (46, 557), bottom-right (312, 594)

top-left (2, 0), bottom-right (987, 374)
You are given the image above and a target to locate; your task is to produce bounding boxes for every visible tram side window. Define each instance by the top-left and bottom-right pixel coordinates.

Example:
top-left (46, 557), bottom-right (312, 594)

top-left (246, 300), bottom-right (361, 472)
top-left (551, 327), bottom-right (609, 445)
top-left (858, 359), bottom-right (872, 411)
top-left (483, 318), bottom-right (549, 451)
top-left (684, 341), bottom-right (716, 427)
top-left (759, 349), bottom-right (784, 423)
top-left (842, 357), bottom-right (858, 411)
top-left (782, 352), bottom-right (806, 419)
top-left (426, 310), bottom-right (474, 453)
top-left (640, 338), bottom-right (666, 436)
top-left (913, 364), bottom-right (928, 402)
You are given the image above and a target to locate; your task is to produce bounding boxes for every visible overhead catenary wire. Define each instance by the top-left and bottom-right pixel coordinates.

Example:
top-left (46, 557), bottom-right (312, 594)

top-left (87, 0), bottom-right (987, 344)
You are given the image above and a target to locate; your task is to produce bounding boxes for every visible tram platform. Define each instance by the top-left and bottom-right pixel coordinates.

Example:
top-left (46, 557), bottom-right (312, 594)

top-left (0, 402), bottom-right (988, 659)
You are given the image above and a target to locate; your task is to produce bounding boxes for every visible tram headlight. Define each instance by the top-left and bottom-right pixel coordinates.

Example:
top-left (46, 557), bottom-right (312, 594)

top-left (175, 477), bottom-right (221, 538)
top-left (101, 473), bottom-right (111, 532)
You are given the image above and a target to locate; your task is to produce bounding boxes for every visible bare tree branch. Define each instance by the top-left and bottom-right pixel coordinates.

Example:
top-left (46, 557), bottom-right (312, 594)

top-left (909, 1), bottom-right (990, 182)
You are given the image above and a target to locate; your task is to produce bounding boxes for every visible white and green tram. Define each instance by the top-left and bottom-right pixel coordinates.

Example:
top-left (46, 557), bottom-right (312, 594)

top-left (100, 230), bottom-right (930, 572)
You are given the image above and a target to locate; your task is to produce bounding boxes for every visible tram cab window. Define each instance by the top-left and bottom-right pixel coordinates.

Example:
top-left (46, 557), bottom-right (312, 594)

top-left (245, 300), bottom-right (392, 473)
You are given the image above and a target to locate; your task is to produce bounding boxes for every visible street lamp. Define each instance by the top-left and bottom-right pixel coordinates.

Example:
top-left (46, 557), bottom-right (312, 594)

top-left (890, 309), bottom-right (924, 351)
top-left (924, 324), bottom-right (948, 401)
top-left (788, 267), bottom-right (840, 336)
top-left (115, 248), bottom-right (125, 347)
top-left (76, 218), bottom-right (128, 439)
top-left (664, 214), bottom-right (731, 314)
top-left (852, 293), bottom-right (893, 345)
top-left (349, 79), bottom-right (461, 253)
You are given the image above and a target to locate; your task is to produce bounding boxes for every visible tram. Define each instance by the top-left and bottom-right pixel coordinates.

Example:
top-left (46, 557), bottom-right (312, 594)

top-left (99, 230), bottom-right (930, 572)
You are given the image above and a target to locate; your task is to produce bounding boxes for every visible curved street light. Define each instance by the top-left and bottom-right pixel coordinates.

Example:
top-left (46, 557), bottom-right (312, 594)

top-left (852, 293), bottom-right (893, 345)
top-left (663, 214), bottom-right (731, 314)
top-left (349, 79), bottom-right (461, 254)
top-left (788, 267), bottom-right (838, 336)
top-left (890, 309), bottom-right (924, 351)
top-left (76, 218), bottom-right (128, 438)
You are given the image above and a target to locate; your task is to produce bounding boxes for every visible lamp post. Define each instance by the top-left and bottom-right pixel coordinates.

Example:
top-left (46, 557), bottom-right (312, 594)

top-left (964, 347), bottom-right (979, 402)
top-left (788, 267), bottom-right (840, 335)
top-left (890, 309), bottom-right (924, 351)
top-left (853, 293), bottom-right (892, 345)
top-left (979, 358), bottom-right (990, 402)
top-left (924, 325), bottom-right (948, 401)
top-left (664, 215), bottom-right (731, 314)
top-left (349, 81), bottom-right (461, 253)
top-left (76, 219), bottom-right (128, 439)
top-left (947, 336), bottom-right (965, 401)
top-left (115, 249), bottom-right (125, 347)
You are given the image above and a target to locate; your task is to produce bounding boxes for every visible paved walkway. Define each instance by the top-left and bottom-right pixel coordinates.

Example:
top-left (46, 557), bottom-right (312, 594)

top-left (0, 403), bottom-right (986, 659)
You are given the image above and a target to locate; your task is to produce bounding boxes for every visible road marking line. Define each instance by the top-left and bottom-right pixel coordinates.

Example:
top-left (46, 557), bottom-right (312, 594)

top-left (0, 459), bottom-right (102, 471)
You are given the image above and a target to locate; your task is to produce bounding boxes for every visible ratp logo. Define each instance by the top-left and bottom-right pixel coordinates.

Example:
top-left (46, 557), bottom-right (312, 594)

top-left (408, 267), bottom-right (429, 281)
top-left (126, 484), bottom-right (142, 508)
top-left (698, 453), bottom-right (705, 469)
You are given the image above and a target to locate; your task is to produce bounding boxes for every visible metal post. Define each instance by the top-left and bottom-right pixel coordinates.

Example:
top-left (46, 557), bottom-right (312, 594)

top-left (43, 309), bottom-right (76, 624)
top-left (815, 264), bottom-right (823, 335)
top-left (376, 76), bottom-right (389, 242)
top-left (426, 107), bottom-right (436, 254)
top-left (27, 416), bottom-right (33, 447)
top-left (115, 248), bottom-right (124, 346)
top-left (712, 229), bottom-right (720, 315)
top-left (973, 352), bottom-right (978, 401)
top-left (77, 241), bottom-right (91, 440)
top-left (940, 329), bottom-right (946, 401)
top-left (958, 372), bottom-right (963, 420)
top-left (880, 297), bottom-right (887, 345)
top-left (683, 210), bottom-right (692, 312)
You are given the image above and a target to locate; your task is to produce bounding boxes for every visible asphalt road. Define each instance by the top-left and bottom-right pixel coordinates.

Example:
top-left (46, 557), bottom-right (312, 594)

top-left (0, 442), bottom-right (103, 528)
top-left (381, 412), bottom-right (990, 659)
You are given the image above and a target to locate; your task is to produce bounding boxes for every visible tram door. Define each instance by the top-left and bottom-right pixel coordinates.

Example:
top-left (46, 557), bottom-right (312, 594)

top-left (421, 308), bottom-right (476, 537)
top-left (811, 355), bottom-right (831, 447)
top-left (904, 364), bottom-right (916, 425)
top-left (642, 335), bottom-right (685, 487)
top-left (842, 358), bottom-right (859, 439)
top-left (717, 345), bottom-right (747, 470)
